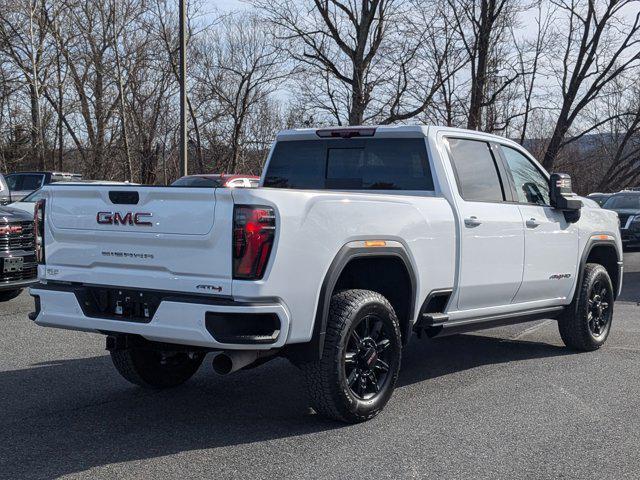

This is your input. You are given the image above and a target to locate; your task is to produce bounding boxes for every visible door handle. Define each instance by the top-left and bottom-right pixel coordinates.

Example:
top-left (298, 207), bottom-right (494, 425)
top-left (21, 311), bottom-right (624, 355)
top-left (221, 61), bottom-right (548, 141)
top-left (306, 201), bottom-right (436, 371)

top-left (464, 216), bottom-right (482, 228)
top-left (526, 218), bottom-right (540, 228)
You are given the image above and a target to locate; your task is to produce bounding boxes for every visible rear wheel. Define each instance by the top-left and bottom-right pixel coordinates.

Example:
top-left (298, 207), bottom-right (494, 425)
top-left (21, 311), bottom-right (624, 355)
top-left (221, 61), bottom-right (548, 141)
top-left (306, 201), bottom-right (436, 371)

top-left (558, 263), bottom-right (614, 351)
top-left (301, 289), bottom-right (402, 423)
top-left (0, 289), bottom-right (21, 302)
top-left (110, 345), bottom-right (205, 388)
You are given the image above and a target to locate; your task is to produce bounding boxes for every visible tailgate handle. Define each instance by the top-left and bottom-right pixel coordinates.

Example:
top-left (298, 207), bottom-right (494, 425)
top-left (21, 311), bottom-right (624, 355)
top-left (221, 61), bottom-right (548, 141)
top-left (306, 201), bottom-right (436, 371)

top-left (109, 191), bottom-right (139, 205)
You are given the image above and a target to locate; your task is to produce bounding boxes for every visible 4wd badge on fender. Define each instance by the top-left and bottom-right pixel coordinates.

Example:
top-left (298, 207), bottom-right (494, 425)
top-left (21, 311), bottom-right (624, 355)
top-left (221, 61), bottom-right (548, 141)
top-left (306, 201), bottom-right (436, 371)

top-left (549, 273), bottom-right (572, 280)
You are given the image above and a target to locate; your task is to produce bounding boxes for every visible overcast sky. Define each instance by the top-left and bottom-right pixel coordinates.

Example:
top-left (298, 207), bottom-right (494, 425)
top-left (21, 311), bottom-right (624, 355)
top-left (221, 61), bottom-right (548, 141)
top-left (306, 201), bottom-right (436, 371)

top-left (207, 0), bottom-right (639, 41)
top-left (209, 0), bottom-right (246, 11)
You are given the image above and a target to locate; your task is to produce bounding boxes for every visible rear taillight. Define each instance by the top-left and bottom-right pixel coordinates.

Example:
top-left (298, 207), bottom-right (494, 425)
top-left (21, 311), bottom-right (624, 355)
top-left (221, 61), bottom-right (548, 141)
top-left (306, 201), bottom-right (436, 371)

top-left (233, 205), bottom-right (275, 280)
top-left (34, 199), bottom-right (45, 264)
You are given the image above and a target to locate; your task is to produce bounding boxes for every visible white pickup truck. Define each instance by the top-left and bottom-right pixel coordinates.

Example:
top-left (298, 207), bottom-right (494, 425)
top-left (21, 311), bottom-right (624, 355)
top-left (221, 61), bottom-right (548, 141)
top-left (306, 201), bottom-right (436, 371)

top-left (30, 126), bottom-right (622, 423)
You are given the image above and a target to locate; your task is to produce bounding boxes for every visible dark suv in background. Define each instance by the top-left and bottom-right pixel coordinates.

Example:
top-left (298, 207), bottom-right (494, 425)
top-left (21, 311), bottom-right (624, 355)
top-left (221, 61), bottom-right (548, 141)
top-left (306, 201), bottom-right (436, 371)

top-left (603, 191), bottom-right (640, 250)
top-left (5, 171), bottom-right (82, 201)
top-left (0, 205), bottom-right (37, 301)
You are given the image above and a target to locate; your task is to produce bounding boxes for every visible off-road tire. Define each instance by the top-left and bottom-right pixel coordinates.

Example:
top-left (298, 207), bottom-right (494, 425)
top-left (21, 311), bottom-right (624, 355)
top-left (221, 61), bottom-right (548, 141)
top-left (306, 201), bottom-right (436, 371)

top-left (0, 289), bottom-right (21, 302)
top-left (111, 346), bottom-right (205, 388)
top-left (301, 289), bottom-right (402, 423)
top-left (558, 263), bottom-right (614, 351)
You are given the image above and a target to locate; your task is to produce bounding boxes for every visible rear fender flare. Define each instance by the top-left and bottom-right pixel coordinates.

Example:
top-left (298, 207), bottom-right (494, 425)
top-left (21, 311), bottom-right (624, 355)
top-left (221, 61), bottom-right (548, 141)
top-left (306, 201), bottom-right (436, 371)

top-left (292, 241), bottom-right (417, 362)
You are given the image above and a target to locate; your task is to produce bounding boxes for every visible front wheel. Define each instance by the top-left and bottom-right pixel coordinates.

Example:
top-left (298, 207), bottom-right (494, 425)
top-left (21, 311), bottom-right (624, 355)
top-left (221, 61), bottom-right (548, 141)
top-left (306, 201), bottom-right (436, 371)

top-left (558, 263), bottom-right (614, 351)
top-left (110, 344), bottom-right (205, 388)
top-left (301, 289), bottom-right (402, 423)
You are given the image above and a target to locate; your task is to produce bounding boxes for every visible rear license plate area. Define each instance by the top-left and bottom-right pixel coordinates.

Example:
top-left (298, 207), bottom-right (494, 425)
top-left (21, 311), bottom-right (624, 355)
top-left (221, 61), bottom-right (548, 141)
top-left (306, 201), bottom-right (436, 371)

top-left (77, 287), bottom-right (161, 322)
top-left (3, 257), bottom-right (23, 274)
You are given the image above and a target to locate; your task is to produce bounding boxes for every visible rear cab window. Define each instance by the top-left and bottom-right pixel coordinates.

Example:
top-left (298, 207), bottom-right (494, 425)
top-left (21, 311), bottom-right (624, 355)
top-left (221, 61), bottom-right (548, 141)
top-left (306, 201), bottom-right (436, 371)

top-left (263, 138), bottom-right (434, 191)
top-left (6, 173), bottom-right (45, 191)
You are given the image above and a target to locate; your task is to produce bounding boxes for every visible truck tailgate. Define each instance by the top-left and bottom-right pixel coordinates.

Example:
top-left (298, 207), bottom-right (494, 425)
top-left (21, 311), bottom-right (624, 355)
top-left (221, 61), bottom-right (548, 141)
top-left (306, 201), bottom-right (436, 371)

top-left (42, 185), bottom-right (233, 297)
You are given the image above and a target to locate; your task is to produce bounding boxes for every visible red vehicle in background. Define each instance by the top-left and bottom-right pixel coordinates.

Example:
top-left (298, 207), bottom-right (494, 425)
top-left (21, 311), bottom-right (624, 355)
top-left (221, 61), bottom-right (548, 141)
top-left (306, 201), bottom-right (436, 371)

top-left (171, 174), bottom-right (260, 188)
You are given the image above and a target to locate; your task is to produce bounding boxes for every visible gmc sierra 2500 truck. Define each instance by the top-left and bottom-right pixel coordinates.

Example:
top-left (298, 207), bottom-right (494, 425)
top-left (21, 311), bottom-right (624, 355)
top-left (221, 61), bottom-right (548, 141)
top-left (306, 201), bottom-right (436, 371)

top-left (30, 126), bottom-right (622, 423)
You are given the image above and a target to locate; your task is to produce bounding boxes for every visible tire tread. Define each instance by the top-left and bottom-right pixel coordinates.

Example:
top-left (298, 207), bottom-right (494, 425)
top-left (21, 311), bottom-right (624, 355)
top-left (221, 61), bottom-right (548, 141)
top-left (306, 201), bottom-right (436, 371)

top-left (302, 289), bottom-right (401, 423)
top-left (558, 263), bottom-right (613, 351)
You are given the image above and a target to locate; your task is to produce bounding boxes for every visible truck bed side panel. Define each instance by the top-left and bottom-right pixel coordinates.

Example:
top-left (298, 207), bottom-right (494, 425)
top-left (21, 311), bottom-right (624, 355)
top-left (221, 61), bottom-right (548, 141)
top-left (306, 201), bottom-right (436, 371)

top-left (231, 188), bottom-right (456, 344)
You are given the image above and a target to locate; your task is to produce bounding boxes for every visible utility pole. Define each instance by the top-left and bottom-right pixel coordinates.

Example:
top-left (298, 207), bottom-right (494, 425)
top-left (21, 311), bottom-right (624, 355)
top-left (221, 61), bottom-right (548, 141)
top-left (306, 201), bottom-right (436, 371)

top-left (179, 0), bottom-right (188, 176)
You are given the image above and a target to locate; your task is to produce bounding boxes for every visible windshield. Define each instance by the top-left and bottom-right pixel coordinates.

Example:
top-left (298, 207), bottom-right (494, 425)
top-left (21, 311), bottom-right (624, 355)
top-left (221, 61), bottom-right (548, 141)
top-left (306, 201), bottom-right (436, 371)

top-left (171, 176), bottom-right (224, 188)
top-left (21, 188), bottom-right (45, 202)
top-left (603, 194), bottom-right (640, 210)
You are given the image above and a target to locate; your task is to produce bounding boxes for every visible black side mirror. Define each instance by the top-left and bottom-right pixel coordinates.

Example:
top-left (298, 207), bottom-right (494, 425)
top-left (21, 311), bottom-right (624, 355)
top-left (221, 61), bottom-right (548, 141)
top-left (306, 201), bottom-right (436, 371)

top-left (549, 173), bottom-right (582, 223)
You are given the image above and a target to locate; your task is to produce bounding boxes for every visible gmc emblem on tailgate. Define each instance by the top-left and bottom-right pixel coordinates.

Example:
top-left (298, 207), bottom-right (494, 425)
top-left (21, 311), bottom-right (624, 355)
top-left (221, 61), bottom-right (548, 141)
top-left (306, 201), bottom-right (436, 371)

top-left (97, 212), bottom-right (153, 226)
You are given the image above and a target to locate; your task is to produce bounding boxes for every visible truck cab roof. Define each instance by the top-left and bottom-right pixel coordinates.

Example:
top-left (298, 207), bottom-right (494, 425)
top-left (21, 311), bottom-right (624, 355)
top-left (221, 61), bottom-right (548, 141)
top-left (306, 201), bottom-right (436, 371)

top-left (275, 125), bottom-right (527, 150)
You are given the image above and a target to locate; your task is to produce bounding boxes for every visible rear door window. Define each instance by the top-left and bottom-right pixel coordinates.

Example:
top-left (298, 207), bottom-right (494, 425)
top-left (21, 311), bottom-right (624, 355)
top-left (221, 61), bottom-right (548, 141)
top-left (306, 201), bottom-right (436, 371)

top-left (264, 138), bottom-right (433, 191)
top-left (447, 138), bottom-right (504, 202)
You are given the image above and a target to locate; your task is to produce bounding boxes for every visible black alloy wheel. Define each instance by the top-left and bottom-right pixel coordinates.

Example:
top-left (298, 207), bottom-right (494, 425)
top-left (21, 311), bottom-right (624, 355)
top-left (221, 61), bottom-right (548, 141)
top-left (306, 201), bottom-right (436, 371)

top-left (558, 263), bottom-right (614, 351)
top-left (344, 313), bottom-right (394, 400)
top-left (301, 289), bottom-right (402, 423)
top-left (587, 279), bottom-right (612, 338)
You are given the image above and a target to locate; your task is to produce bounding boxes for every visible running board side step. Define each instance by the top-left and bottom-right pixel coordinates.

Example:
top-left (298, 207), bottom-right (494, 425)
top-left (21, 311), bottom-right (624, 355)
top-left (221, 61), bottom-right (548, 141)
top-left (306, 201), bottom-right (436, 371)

top-left (418, 306), bottom-right (565, 338)
top-left (421, 312), bottom-right (450, 326)
top-left (414, 312), bottom-right (449, 338)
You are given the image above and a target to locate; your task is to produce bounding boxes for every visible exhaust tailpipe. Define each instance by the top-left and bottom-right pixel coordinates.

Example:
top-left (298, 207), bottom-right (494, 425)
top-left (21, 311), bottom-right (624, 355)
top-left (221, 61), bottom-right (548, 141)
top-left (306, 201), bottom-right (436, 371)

top-left (212, 351), bottom-right (263, 375)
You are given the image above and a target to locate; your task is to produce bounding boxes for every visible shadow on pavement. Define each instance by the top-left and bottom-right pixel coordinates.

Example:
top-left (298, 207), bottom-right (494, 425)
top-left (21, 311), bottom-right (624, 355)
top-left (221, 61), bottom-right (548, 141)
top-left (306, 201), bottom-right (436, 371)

top-left (399, 332), bottom-right (569, 387)
top-left (0, 332), bottom-right (570, 480)
top-left (619, 271), bottom-right (640, 303)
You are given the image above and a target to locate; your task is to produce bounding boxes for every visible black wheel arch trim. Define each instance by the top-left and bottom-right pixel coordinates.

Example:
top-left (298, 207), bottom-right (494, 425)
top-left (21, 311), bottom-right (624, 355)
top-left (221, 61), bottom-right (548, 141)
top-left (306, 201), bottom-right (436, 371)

top-left (287, 242), bottom-right (417, 363)
top-left (576, 237), bottom-right (621, 301)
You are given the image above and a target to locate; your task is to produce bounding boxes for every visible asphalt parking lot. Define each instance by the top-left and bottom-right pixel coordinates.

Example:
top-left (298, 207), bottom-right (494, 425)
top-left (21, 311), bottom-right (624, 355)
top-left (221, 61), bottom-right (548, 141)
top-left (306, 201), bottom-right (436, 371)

top-left (1, 253), bottom-right (639, 480)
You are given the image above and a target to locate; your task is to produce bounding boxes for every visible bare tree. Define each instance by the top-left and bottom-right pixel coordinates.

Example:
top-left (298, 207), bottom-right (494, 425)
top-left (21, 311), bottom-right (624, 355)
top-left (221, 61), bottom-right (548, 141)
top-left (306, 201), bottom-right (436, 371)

top-left (541, 0), bottom-right (640, 170)
top-left (111, 0), bottom-right (133, 181)
top-left (0, 0), bottom-right (51, 169)
top-left (0, 0), bottom-right (638, 192)
top-left (198, 13), bottom-right (289, 172)
top-left (511, 0), bottom-right (552, 144)
top-left (595, 79), bottom-right (640, 191)
top-left (445, 0), bottom-right (522, 131)
top-left (150, 0), bottom-right (215, 174)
